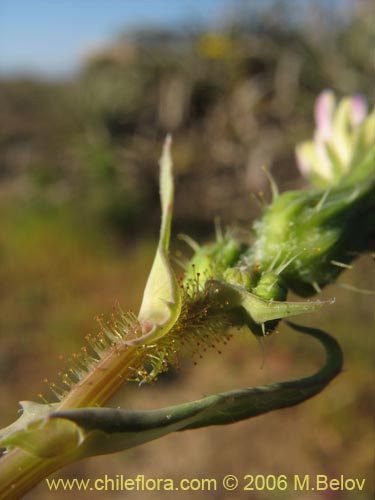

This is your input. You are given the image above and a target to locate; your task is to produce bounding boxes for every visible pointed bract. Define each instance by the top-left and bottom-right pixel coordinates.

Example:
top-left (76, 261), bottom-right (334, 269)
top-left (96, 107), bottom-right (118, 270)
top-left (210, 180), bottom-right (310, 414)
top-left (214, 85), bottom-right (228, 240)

top-left (136, 136), bottom-right (182, 342)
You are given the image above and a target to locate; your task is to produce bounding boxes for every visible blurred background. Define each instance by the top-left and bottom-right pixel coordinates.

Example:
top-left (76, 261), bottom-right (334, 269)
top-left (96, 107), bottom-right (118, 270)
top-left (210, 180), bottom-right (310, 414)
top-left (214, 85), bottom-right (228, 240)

top-left (0, 1), bottom-right (374, 498)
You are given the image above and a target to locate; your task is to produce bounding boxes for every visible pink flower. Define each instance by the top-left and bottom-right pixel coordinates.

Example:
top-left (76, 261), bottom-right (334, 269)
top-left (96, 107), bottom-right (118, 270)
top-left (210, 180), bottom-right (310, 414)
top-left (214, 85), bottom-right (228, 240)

top-left (295, 90), bottom-right (372, 187)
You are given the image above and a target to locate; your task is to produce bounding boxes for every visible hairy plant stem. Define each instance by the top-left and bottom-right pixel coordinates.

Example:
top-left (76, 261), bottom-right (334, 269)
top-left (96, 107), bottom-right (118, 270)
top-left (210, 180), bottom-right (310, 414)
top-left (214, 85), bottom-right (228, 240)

top-left (0, 341), bottom-right (143, 499)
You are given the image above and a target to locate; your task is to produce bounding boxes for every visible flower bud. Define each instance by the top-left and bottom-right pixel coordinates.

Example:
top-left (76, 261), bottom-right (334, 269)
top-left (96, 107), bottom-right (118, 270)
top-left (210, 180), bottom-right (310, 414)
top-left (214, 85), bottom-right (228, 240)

top-left (242, 179), bottom-right (374, 297)
top-left (184, 235), bottom-right (245, 287)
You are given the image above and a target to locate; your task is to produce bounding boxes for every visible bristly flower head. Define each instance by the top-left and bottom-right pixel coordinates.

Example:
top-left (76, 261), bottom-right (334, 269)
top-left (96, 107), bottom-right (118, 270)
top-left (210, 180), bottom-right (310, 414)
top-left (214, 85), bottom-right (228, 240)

top-left (296, 90), bottom-right (375, 187)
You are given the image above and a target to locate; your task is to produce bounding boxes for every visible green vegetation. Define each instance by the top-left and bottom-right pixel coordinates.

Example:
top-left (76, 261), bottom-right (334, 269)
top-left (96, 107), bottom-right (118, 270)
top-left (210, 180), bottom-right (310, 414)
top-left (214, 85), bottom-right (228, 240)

top-left (0, 3), bottom-right (374, 499)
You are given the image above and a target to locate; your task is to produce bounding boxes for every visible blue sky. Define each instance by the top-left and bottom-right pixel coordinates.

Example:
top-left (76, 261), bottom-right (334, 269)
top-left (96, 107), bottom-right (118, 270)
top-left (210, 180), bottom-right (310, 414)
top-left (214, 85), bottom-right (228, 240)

top-left (0, 0), bottom-right (235, 78)
top-left (0, 0), bottom-right (348, 79)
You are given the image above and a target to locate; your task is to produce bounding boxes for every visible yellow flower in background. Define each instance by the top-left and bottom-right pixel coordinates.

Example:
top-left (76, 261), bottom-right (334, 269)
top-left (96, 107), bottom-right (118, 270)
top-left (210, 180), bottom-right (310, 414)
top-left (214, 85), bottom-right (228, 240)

top-left (197, 33), bottom-right (234, 60)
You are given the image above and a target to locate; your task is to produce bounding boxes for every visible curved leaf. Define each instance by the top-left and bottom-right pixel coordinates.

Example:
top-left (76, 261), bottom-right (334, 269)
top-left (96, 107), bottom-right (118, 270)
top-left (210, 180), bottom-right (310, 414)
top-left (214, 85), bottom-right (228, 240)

top-left (48, 323), bottom-right (342, 458)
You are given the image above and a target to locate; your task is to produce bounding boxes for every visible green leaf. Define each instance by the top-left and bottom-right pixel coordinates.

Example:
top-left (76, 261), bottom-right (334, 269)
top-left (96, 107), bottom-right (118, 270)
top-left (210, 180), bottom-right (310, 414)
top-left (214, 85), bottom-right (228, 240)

top-left (136, 135), bottom-right (182, 342)
top-left (205, 279), bottom-right (333, 329)
top-left (44, 323), bottom-right (342, 458)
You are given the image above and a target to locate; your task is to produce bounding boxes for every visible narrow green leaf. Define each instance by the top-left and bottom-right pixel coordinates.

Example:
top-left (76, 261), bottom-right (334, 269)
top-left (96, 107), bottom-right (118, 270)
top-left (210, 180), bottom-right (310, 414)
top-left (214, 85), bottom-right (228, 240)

top-left (47, 323), bottom-right (342, 458)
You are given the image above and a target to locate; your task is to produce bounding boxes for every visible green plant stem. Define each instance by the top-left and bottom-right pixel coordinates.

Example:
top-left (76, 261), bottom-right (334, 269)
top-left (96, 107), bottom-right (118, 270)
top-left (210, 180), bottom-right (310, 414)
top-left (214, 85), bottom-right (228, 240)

top-left (0, 448), bottom-right (78, 500)
top-left (0, 341), bottom-right (144, 499)
top-left (0, 323), bottom-right (342, 499)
